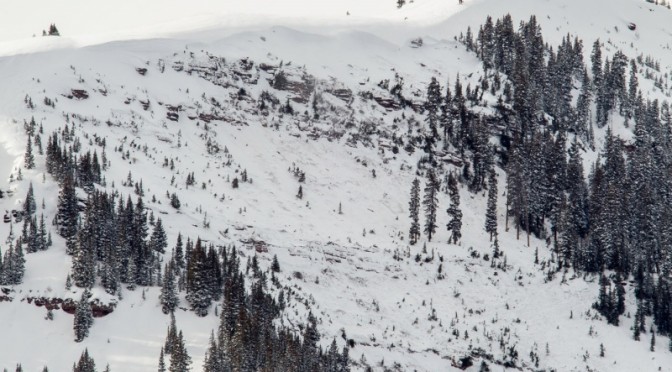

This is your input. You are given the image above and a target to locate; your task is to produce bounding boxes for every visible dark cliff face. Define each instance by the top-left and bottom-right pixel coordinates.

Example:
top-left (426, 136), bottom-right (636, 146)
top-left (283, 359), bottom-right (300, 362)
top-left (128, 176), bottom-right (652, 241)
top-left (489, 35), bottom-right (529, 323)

top-left (26, 296), bottom-right (116, 317)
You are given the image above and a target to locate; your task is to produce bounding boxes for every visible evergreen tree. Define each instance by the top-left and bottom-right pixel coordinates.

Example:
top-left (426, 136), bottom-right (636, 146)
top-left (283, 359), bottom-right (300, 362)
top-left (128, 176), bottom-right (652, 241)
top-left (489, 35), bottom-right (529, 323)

top-left (440, 82), bottom-right (454, 146)
top-left (563, 139), bottom-right (589, 269)
top-left (591, 39), bottom-right (603, 91)
top-left (186, 238), bottom-right (212, 316)
top-left (446, 173), bottom-right (463, 244)
top-left (422, 170), bottom-right (439, 241)
top-left (151, 218), bottom-right (168, 254)
top-left (24, 135), bottom-right (35, 170)
top-left (485, 169), bottom-right (498, 241)
top-left (160, 264), bottom-right (179, 314)
top-left (169, 331), bottom-right (191, 372)
top-left (165, 312), bottom-right (178, 355)
top-left (2, 242), bottom-right (26, 285)
top-left (203, 331), bottom-right (223, 372)
top-left (158, 347), bottom-right (166, 372)
top-left (38, 214), bottom-right (48, 251)
top-left (409, 178), bottom-right (421, 244)
top-left (170, 193), bottom-right (181, 209)
top-left (72, 218), bottom-right (96, 288)
top-left (58, 172), bottom-right (79, 254)
top-left (271, 254), bottom-right (281, 272)
top-left (73, 349), bottom-right (95, 372)
top-left (73, 290), bottom-right (93, 342)
top-left (425, 77), bottom-right (442, 147)
top-left (173, 233), bottom-right (184, 270)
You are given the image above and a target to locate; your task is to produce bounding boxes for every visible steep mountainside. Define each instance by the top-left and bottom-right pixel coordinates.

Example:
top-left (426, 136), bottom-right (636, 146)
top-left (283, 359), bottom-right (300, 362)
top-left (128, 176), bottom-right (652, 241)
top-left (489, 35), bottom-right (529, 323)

top-left (1, 0), bottom-right (672, 371)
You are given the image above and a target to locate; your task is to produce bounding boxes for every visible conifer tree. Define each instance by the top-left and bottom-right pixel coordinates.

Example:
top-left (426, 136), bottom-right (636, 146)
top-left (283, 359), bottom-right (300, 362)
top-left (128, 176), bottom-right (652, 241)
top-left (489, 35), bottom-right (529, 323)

top-left (38, 214), bottom-right (48, 251)
top-left (446, 173), bottom-right (463, 244)
top-left (158, 347), bottom-right (166, 372)
top-left (72, 227), bottom-right (95, 288)
top-left (72, 349), bottom-right (96, 372)
top-left (409, 178), bottom-right (421, 244)
top-left (151, 218), bottom-right (168, 254)
top-left (2, 242), bottom-right (26, 285)
top-left (485, 169), bottom-right (498, 241)
top-left (160, 263), bottom-right (179, 314)
top-left (169, 331), bottom-right (191, 372)
top-left (165, 312), bottom-right (178, 355)
top-left (422, 170), bottom-right (439, 241)
top-left (425, 77), bottom-right (442, 146)
top-left (203, 331), bottom-right (222, 372)
top-left (58, 172), bottom-right (79, 254)
top-left (74, 290), bottom-right (93, 342)
top-left (186, 238), bottom-right (211, 316)
top-left (591, 39), bottom-right (603, 92)
top-left (440, 82), bottom-right (453, 147)
top-left (170, 193), bottom-right (181, 209)
top-left (24, 135), bottom-right (35, 169)
top-left (271, 254), bottom-right (281, 272)
top-left (173, 233), bottom-right (184, 270)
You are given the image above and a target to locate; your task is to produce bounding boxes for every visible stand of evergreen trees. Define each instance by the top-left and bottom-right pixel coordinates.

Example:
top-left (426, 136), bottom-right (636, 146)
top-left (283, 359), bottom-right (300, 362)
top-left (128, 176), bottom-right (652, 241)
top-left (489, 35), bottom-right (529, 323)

top-left (157, 243), bottom-right (350, 371)
top-left (451, 14), bottom-right (672, 337)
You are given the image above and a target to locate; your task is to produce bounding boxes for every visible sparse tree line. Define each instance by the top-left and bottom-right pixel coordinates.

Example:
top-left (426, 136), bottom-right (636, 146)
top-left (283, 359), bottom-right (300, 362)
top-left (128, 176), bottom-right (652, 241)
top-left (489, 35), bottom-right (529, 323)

top-left (6, 348), bottom-right (109, 372)
top-left (16, 113), bottom-right (350, 369)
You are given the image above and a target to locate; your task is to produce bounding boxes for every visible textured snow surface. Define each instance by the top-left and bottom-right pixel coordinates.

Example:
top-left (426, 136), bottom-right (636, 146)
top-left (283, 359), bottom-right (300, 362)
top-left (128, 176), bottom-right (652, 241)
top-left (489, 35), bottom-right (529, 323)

top-left (0, 0), bottom-right (672, 371)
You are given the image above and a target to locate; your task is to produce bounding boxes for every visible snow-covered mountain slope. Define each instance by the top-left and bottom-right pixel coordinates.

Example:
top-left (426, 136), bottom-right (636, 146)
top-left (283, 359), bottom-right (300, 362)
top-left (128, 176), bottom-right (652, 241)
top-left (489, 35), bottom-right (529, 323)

top-left (1, 0), bottom-right (672, 371)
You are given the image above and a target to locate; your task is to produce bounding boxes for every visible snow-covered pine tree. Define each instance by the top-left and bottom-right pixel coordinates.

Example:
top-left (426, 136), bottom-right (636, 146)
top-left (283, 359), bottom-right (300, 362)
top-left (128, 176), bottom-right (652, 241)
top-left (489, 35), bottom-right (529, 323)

top-left (164, 312), bottom-right (178, 355)
top-left (38, 214), bottom-right (48, 251)
top-left (24, 135), bottom-right (35, 169)
top-left (271, 254), bottom-right (281, 272)
top-left (173, 233), bottom-right (184, 270)
top-left (72, 217), bottom-right (96, 288)
top-left (158, 347), bottom-right (166, 372)
top-left (446, 173), bottom-right (462, 244)
top-left (485, 169), bottom-right (498, 241)
top-left (408, 178), bottom-right (421, 245)
top-left (160, 263), bottom-right (179, 314)
top-left (170, 193), bottom-right (181, 209)
top-left (57, 172), bottom-right (79, 255)
top-left (203, 331), bottom-right (222, 372)
top-left (186, 238), bottom-right (212, 316)
top-left (72, 349), bottom-right (95, 372)
top-left (73, 290), bottom-right (93, 342)
top-left (422, 170), bottom-right (439, 241)
top-left (439, 81), bottom-right (453, 147)
top-left (169, 331), bottom-right (191, 372)
top-left (425, 77), bottom-right (442, 147)
top-left (151, 218), bottom-right (168, 254)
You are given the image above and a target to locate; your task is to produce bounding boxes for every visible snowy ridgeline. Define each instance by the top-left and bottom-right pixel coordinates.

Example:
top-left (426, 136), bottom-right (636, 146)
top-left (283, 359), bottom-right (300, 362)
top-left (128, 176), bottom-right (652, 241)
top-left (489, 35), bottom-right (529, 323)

top-left (1, 0), bottom-right (672, 371)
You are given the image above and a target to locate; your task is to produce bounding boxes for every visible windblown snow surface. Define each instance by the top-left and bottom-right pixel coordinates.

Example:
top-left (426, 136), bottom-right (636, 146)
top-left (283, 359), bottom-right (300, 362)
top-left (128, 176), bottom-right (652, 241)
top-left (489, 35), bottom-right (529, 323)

top-left (1, 0), bottom-right (672, 370)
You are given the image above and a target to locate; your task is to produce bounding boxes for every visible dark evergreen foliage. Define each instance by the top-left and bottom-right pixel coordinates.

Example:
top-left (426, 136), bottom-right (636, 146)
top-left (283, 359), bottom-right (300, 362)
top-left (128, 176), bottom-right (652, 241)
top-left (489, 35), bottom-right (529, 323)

top-left (446, 173), bottom-right (462, 244)
top-left (160, 263), bottom-right (179, 314)
top-left (461, 14), bottom-right (672, 335)
top-left (72, 349), bottom-right (95, 372)
top-left (408, 178), bottom-right (421, 244)
top-left (485, 169), bottom-right (498, 241)
top-left (74, 290), bottom-right (93, 342)
top-left (422, 170), bottom-right (439, 241)
top-left (186, 238), bottom-right (213, 316)
top-left (194, 245), bottom-right (350, 372)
